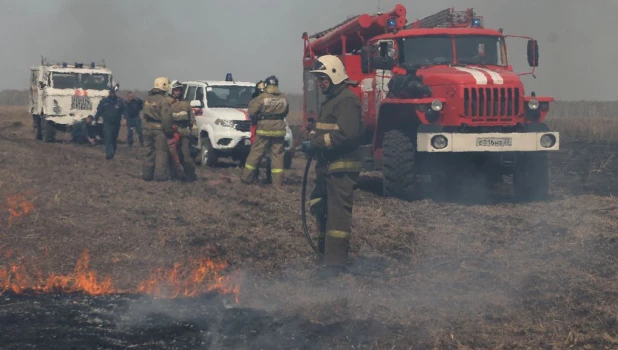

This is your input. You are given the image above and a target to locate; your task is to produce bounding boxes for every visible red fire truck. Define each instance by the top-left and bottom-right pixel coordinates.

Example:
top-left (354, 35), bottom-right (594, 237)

top-left (301, 5), bottom-right (559, 201)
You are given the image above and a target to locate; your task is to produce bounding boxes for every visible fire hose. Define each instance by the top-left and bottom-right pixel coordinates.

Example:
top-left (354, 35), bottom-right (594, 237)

top-left (301, 154), bottom-right (322, 257)
top-left (300, 149), bottom-right (494, 278)
top-left (167, 125), bottom-right (187, 180)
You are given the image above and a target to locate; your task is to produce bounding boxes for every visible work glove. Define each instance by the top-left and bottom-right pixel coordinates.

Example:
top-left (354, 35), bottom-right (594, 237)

top-left (301, 140), bottom-right (316, 158)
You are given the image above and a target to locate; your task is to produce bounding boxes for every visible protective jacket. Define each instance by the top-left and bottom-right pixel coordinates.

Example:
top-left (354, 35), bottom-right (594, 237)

top-left (167, 96), bottom-right (194, 137)
top-left (247, 85), bottom-right (289, 137)
top-left (142, 88), bottom-right (174, 138)
top-left (95, 96), bottom-right (125, 124)
top-left (310, 83), bottom-right (364, 174)
top-left (125, 98), bottom-right (144, 119)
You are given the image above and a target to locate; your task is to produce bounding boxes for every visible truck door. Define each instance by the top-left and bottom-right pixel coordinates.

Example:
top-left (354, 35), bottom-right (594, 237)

top-left (29, 69), bottom-right (39, 114)
top-left (373, 40), bottom-right (395, 116)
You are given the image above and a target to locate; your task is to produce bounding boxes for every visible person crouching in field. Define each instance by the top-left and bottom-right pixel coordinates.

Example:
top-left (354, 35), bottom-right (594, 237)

top-left (71, 115), bottom-right (100, 145)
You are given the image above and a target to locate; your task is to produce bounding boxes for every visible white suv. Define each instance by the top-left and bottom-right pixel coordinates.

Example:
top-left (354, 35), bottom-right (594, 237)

top-left (182, 79), bottom-right (294, 167)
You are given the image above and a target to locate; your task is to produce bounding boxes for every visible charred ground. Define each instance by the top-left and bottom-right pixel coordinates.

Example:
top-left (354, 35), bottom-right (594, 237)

top-left (0, 106), bottom-right (617, 349)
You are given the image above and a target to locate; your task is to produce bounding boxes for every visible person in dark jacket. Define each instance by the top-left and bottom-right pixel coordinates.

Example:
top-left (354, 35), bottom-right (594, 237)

top-left (71, 115), bottom-right (99, 145)
top-left (302, 54), bottom-right (364, 277)
top-left (95, 86), bottom-right (125, 160)
top-left (124, 91), bottom-right (144, 148)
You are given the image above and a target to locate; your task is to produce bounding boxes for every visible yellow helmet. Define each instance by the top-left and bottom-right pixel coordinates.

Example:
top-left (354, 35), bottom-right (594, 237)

top-left (310, 55), bottom-right (349, 85)
top-left (154, 77), bottom-right (170, 91)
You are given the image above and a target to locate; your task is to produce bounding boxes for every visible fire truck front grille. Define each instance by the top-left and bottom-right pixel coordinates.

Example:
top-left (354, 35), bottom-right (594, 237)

top-left (463, 87), bottom-right (520, 118)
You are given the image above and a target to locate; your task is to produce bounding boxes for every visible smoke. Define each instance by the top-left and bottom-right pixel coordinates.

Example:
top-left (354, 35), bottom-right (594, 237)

top-left (27, 0), bottom-right (181, 89)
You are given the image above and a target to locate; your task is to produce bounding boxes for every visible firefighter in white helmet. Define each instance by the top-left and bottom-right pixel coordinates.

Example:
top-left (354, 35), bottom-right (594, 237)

top-left (142, 77), bottom-right (174, 181)
top-left (166, 80), bottom-right (196, 181)
top-left (301, 54), bottom-right (364, 277)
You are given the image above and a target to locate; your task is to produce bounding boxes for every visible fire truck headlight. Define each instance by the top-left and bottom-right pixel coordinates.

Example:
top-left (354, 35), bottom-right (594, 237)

top-left (431, 135), bottom-right (448, 150)
top-left (431, 100), bottom-right (443, 112)
top-left (387, 47), bottom-right (396, 58)
top-left (528, 99), bottom-right (539, 110)
top-left (540, 134), bottom-right (556, 148)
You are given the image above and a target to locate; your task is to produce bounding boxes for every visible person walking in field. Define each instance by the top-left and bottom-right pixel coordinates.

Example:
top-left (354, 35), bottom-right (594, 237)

top-left (124, 91), bottom-right (144, 148)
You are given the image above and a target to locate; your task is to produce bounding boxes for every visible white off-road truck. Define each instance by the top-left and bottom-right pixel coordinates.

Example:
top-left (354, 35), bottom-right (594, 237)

top-left (29, 57), bottom-right (118, 141)
top-left (182, 78), bottom-right (294, 168)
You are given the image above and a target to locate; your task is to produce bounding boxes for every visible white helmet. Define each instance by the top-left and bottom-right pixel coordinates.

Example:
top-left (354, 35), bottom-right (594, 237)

top-left (168, 80), bottom-right (183, 95)
top-left (310, 55), bottom-right (349, 85)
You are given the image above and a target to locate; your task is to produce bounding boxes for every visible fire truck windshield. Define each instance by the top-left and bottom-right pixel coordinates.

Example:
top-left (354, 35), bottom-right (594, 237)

top-left (206, 86), bottom-right (254, 108)
top-left (400, 35), bottom-right (505, 67)
top-left (80, 73), bottom-right (110, 90)
top-left (51, 72), bottom-right (78, 89)
top-left (51, 72), bottom-right (111, 90)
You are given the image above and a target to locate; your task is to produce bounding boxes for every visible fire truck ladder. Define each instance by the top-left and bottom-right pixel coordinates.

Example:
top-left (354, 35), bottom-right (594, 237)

top-left (308, 15), bottom-right (363, 39)
top-left (404, 8), bottom-right (478, 29)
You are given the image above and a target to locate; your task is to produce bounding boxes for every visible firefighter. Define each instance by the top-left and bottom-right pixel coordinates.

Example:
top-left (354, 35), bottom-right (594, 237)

top-left (248, 80), bottom-right (272, 184)
top-left (142, 77), bottom-right (174, 182)
top-left (167, 80), bottom-right (197, 182)
top-left (95, 86), bottom-right (125, 160)
top-left (240, 75), bottom-right (289, 187)
top-left (301, 54), bottom-right (363, 276)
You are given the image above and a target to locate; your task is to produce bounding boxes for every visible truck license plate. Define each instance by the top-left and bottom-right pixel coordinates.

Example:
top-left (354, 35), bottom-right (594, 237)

top-left (476, 137), bottom-right (512, 147)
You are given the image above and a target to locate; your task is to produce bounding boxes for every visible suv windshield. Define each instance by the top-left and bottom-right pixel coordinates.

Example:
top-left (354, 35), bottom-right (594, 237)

top-left (206, 85), bottom-right (254, 108)
top-left (400, 35), bottom-right (504, 66)
top-left (51, 72), bottom-right (111, 90)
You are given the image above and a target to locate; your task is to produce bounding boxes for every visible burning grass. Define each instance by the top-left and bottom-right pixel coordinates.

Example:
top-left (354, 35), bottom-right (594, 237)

top-left (0, 249), bottom-right (240, 302)
top-left (1, 105), bottom-right (618, 348)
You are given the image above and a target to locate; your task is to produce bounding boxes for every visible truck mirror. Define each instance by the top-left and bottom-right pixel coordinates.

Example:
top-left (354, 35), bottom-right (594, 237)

top-left (371, 56), bottom-right (395, 70)
top-left (379, 41), bottom-right (389, 57)
top-left (527, 39), bottom-right (539, 67)
top-left (360, 46), bottom-right (371, 73)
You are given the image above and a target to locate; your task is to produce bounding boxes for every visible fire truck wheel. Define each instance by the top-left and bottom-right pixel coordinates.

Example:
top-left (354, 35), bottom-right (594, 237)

top-left (42, 118), bottom-right (56, 142)
top-left (513, 152), bottom-right (549, 201)
top-left (32, 115), bottom-right (42, 140)
top-left (382, 129), bottom-right (417, 200)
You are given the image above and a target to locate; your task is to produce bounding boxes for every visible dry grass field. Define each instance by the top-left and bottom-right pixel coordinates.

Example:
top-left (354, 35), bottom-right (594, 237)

top-left (0, 105), bottom-right (618, 349)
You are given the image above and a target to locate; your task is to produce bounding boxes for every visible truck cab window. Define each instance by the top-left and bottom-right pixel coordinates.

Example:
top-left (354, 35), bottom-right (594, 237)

top-left (400, 36), bottom-right (453, 66)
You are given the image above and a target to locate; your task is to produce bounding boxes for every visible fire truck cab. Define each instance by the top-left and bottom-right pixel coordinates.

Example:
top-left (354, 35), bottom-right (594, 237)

top-left (30, 57), bottom-right (117, 142)
top-left (302, 5), bottom-right (558, 201)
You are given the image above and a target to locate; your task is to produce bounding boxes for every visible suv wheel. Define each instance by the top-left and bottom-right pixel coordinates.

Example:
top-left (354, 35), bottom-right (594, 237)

top-left (199, 136), bottom-right (218, 167)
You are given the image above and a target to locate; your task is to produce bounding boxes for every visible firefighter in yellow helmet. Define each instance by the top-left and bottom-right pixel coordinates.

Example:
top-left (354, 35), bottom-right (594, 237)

top-left (142, 77), bottom-right (174, 181)
top-left (301, 55), bottom-right (364, 276)
top-left (241, 75), bottom-right (289, 187)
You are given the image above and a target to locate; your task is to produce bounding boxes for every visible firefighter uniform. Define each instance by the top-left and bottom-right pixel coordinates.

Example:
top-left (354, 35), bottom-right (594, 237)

top-left (168, 81), bottom-right (197, 181)
top-left (305, 55), bottom-right (363, 268)
top-left (241, 76), bottom-right (289, 186)
top-left (142, 77), bottom-right (174, 181)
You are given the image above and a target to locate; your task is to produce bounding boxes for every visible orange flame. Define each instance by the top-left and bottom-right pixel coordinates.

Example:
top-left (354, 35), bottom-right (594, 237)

top-left (0, 250), bottom-right (240, 302)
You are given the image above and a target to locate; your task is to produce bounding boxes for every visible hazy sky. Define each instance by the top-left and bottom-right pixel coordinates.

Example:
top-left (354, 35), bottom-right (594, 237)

top-left (1, 0), bottom-right (615, 101)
